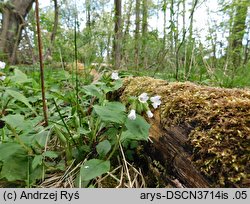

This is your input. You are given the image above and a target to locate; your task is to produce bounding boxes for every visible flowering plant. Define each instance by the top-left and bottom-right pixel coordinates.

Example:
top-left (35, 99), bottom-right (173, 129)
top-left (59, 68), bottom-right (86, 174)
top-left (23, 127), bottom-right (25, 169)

top-left (127, 92), bottom-right (161, 120)
top-left (0, 61), bottom-right (6, 81)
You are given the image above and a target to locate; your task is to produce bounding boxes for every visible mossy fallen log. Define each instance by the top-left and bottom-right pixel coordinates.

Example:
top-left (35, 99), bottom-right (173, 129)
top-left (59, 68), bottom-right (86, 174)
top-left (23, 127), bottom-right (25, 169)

top-left (120, 77), bottom-right (250, 187)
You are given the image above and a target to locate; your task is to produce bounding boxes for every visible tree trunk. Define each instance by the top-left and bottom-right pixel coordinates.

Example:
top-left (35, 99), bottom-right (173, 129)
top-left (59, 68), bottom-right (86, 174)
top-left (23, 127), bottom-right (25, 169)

top-left (123, 0), bottom-right (133, 66)
top-left (113, 0), bottom-right (122, 69)
top-left (162, 0), bottom-right (167, 50)
top-left (44, 0), bottom-right (59, 61)
top-left (141, 0), bottom-right (148, 68)
top-left (85, 0), bottom-right (91, 29)
top-left (230, 0), bottom-right (248, 68)
top-left (134, 0), bottom-right (140, 70)
top-left (0, 0), bottom-right (34, 64)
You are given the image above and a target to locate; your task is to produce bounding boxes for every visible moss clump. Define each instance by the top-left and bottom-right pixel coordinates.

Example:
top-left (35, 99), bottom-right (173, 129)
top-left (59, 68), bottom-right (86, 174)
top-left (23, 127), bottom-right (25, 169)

top-left (121, 77), bottom-right (250, 187)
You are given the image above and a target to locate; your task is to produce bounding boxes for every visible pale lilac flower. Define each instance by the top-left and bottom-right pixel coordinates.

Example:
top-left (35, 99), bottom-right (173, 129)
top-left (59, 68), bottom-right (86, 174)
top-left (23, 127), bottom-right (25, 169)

top-left (111, 72), bottom-right (120, 80)
top-left (0, 61), bottom-right (6, 69)
top-left (128, 109), bottom-right (136, 120)
top-left (0, 75), bottom-right (6, 81)
top-left (138, 93), bottom-right (149, 103)
top-left (150, 95), bottom-right (161, 109)
top-left (146, 110), bottom-right (153, 118)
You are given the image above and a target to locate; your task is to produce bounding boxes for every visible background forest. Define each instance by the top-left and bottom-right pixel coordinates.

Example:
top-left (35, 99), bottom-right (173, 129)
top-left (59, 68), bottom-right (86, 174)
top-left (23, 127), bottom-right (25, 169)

top-left (0, 0), bottom-right (250, 87)
top-left (0, 0), bottom-right (249, 188)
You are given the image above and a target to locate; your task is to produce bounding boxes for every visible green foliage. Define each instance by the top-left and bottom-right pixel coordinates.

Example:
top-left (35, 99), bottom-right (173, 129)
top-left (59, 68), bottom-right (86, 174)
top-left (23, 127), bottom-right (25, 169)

top-left (94, 102), bottom-right (126, 124)
top-left (122, 115), bottom-right (150, 142)
top-left (80, 159), bottom-right (110, 181)
top-left (0, 66), bottom-right (151, 187)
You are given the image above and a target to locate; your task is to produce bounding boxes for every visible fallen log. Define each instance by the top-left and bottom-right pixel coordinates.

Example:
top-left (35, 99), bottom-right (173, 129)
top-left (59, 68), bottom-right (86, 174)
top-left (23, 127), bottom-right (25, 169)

top-left (119, 77), bottom-right (250, 187)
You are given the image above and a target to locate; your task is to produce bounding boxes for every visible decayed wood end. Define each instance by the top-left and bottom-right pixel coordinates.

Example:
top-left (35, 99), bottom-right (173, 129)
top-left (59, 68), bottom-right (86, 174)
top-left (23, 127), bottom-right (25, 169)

top-left (120, 77), bottom-right (250, 187)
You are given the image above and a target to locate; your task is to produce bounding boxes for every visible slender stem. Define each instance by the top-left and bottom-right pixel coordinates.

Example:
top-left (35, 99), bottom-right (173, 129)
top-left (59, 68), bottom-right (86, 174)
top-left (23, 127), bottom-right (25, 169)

top-left (52, 99), bottom-right (80, 152)
top-left (35, 0), bottom-right (48, 126)
top-left (74, 1), bottom-right (81, 127)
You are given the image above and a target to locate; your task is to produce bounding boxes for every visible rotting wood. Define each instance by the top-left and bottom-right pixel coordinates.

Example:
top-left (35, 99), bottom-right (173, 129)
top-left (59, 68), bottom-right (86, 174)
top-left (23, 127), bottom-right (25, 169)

top-left (119, 76), bottom-right (250, 187)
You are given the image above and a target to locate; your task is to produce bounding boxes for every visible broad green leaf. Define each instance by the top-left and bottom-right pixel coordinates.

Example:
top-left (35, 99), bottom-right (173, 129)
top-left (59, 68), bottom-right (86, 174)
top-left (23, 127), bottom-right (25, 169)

top-left (0, 143), bottom-right (27, 161)
top-left (42, 151), bottom-right (59, 159)
top-left (2, 114), bottom-right (33, 132)
top-left (80, 159), bottom-right (110, 181)
top-left (96, 140), bottom-right (111, 157)
top-left (5, 89), bottom-right (36, 114)
top-left (28, 165), bottom-right (43, 186)
top-left (83, 84), bottom-right (103, 98)
top-left (9, 69), bottom-right (31, 84)
top-left (0, 143), bottom-right (28, 182)
top-left (112, 79), bottom-right (123, 91)
top-left (94, 102), bottom-right (126, 124)
top-left (32, 155), bottom-right (43, 170)
top-left (0, 154), bottom-right (28, 181)
top-left (122, 115), bottom-right (150, 141)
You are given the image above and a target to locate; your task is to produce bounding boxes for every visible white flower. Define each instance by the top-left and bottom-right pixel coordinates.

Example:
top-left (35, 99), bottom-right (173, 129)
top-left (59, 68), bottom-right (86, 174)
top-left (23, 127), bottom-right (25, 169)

top-left (138, 93), bottom-right (149, 103)
top-left (150, 95), bottom-right (161, 109)
top-left (0, 75), bottom-right (6, 81)
top-left (146, 110), bottom-right (153, 118)
top-left (111, 72), bottom-right (120, 80)
top-left (0, 61), bottom-right (6, 69)
top-left (128, 109), bottom-right (136, 120)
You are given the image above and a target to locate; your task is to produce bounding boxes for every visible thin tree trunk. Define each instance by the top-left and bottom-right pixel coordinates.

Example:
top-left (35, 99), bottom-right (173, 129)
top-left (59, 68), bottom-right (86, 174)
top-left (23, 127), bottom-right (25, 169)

top-left (44, 0), bottom-right (59, 60)
top-left (113, 0), bottom-right (122, 69)
top-left (123, 0), bottom-right (133, 66)
top-left (230, 0), bottom-right (248, 67)
top-left (0, 0), bottom-right (34, 64)
top-left (163, 0), bottom-right (167, 50)
top-left (86, 0), bottom-right (91, 29)
top-left (142, 0), bottom-right (148, 68)
top-left (243, 28), bottom-right (250, 65)
top-left (134, 0), bottom-right (140, 70)
top-left (169, 0), bottom-right (174, 53)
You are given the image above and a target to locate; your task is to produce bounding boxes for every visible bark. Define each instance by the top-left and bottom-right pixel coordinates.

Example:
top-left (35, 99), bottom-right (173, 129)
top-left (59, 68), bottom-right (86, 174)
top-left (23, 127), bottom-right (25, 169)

top-left (120, 76), bottom-right (250, 187)
top-left (123, 0), bottom-right (133, 65)
top-left (134, 0), bottom-right (140, 69)
top-left (113, 0), bottom-right (122, 69)
top-left (162, 0), bottom-right (167, 50)
top-left (44, 0), bottom-right (59, 61)
top-left (0, 0), bottom-right (34, 64)
top-left (230, 0), bottom-right (248, 67)
top-left (86, 0), bottom-right (91, 29)
top-left (141, 0), bottom-right (148, 68)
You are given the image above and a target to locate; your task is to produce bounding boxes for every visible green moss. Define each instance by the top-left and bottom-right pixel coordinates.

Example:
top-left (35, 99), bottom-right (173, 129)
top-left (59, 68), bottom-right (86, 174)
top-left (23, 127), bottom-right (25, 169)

top-left (121, 77), bottom-right (250, 187)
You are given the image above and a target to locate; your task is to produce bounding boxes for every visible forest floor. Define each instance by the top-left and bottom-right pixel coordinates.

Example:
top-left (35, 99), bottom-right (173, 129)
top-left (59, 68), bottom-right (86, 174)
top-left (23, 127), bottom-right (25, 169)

top-left (0, 65), bottom-right (249, 188)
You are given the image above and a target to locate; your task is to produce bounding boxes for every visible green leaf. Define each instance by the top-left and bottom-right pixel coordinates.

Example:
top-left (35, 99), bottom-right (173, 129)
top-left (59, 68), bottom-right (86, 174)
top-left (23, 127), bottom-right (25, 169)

top-left (112, 79), bottom-right (123, 91)
top-left (83, 84), bottom-right (103, 98)
top-left (80, 159), bottom-right (110, 181)
top-left (96, 140), bottom-right (111, 157)
top-left (0, 143), bottom-right (28, 182)
top-left (42, 151), bottom-right (59, 159)
top-left (122, 115), bottom-right (150, 141)
top-left (0, 143), bottom-right (27, 161)
top-left (0, 154), bottom-right (28, 182)
top-left (94, 102), bottom-right (126, 124)
top-left (32, 155), bottom-right (43, 170)
top-left (9, 69), bottom-right (31, 84)
top-left (5, 89), bottom-right (36, 114)
top-left (2, 114), bottom-right (33, 133)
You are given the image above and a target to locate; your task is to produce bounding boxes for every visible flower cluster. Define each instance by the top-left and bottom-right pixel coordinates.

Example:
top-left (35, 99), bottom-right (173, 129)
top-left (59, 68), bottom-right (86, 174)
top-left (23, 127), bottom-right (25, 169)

top-left (128, 92), bottom-right (162, 120)
top-left (111, 71), bottom-right (120, 80)
top-left (0, 61), bottom-right (6, 81)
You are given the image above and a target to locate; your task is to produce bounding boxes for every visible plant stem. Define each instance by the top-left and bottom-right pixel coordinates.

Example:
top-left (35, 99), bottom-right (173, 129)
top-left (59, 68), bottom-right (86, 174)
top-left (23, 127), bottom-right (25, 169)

top-left (52, 99), bottom-right (80, 153)
top-left (74, 0), bottom-right (81, 127)
top-left (35, 0), bottom-right (48, 126)
top-left (107, 130), bottom-right (122, 161)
